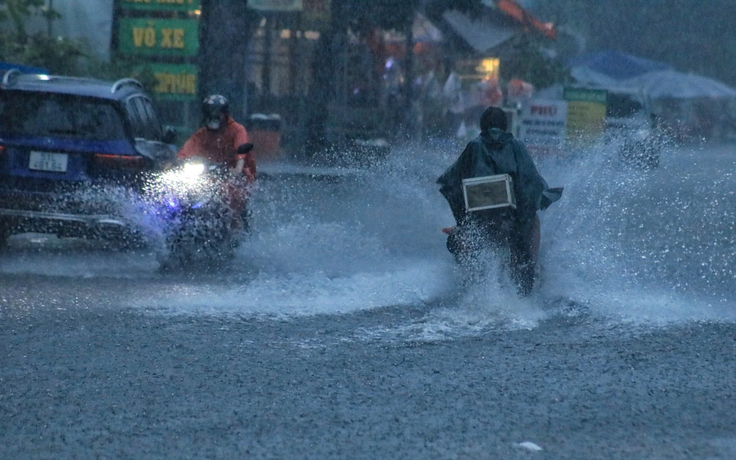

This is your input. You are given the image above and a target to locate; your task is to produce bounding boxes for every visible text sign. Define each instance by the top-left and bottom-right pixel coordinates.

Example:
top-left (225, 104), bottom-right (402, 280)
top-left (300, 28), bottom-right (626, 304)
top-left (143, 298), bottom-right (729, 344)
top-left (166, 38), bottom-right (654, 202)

top-left (118, 18), bottom-right (199, 57)
top-left (120, 0), bottom-right (201, 11)
top-left (564, 87), bottom-right (607, 139)
top-left (141, 63), bottom-right (198, 101)
top-left (520, 100), bottom-right (568, 147)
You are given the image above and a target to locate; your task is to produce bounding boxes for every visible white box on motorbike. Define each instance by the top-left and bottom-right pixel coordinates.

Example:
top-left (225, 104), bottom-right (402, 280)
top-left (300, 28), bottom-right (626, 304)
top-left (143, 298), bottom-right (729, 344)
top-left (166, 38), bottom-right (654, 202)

top-left (462, 174), bottom-right (516, 212)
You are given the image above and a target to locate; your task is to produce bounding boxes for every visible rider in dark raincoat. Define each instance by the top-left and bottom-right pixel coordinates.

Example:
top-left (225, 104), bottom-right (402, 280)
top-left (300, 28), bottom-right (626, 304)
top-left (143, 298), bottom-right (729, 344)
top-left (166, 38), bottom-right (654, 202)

top-left (437, 106), bottom-right (562, 295)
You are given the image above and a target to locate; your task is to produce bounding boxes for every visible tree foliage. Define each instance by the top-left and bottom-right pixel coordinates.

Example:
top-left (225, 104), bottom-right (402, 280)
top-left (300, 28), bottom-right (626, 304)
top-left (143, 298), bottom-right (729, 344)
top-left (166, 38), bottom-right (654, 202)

top-left (0, 0), bottom-right (58, 36)
top-left (500, 35), bottom-right (570, 89)
top-left (0, 0), bottom-right (83, 74)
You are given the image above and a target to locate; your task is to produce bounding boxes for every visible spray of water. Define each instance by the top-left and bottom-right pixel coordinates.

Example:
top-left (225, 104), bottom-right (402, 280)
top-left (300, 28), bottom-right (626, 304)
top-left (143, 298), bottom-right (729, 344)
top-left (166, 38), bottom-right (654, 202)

top-left (538, 137), bottom-right (736, 324)
top-left (2, 137), bottom-right (735, 332)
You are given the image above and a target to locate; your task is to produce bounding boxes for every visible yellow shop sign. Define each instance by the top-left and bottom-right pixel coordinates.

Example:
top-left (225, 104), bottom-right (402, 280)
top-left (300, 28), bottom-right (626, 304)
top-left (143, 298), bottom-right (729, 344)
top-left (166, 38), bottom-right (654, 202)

top-left (139, 64), bottom-right (199, 100)
top-left (119, 19), bottom-right (199, 57)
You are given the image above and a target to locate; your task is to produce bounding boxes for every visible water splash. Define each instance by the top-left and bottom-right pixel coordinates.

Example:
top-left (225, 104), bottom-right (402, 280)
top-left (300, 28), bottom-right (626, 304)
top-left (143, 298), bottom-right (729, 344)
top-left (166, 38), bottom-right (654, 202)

top-left (2, 139), bottom-right (735, 329)
top-left (538, 139), bottom-right (736, 323)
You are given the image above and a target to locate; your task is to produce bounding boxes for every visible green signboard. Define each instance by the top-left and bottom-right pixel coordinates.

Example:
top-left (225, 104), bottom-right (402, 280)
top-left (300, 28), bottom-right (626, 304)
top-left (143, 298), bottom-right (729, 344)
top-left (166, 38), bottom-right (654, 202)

top-left (563, 87), bottom-right (608, 104)
top-left (118, 18), bottom-right (199, 57)
top-left (156, 64), bottom-right (198, 101)
top-left (120, 0), bottom-right (200, 11)
top-left (138, 63), bottom-right (199, 101)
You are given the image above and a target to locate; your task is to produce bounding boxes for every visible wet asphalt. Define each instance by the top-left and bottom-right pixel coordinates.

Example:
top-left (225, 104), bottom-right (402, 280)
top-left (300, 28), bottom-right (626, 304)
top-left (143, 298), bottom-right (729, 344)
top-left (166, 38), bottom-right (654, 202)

top-left (2, 273), bottom-right (736, 459)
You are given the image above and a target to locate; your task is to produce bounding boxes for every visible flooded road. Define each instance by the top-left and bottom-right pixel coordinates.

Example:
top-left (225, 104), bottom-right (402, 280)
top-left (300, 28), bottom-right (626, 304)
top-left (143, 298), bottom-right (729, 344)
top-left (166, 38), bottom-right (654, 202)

top-left (2, 141), bottom-right (736, 458)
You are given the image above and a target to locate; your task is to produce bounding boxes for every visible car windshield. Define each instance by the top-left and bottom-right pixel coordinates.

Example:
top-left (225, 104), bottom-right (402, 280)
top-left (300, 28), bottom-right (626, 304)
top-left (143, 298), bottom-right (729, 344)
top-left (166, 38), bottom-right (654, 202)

top-left (0, 91), bottom-right (126, 141)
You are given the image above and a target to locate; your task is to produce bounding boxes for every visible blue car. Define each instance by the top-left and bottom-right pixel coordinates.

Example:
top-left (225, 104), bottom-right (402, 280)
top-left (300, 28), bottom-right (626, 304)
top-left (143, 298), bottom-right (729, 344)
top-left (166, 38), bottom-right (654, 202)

top-left (0, 70), bottom-right (178, 248)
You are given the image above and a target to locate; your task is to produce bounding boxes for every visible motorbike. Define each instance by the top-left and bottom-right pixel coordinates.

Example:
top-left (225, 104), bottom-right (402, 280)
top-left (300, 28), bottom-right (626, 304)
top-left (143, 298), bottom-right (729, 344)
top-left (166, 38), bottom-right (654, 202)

top-left (145, 143), bottom-right (253, 269)
top-left (443, 211), bottom-right (541, 296)
top-left (442, 174), bottom-right (561, 296)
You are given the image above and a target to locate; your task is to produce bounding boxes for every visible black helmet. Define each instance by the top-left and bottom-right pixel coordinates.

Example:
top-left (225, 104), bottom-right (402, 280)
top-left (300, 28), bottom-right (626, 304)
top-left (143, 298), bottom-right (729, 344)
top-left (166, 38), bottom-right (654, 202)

top-left (202, 94), bottom-right (229, 130)
top-left (202, 94), bottom-right (229, 119)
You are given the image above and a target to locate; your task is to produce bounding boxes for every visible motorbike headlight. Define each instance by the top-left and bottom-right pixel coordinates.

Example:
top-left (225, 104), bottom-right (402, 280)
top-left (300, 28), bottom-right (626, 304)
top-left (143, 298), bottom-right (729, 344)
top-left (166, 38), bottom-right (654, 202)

top-left (183, 162), bottom-right (206, 177)
top-left (151, 161), bottom-right (207, 195)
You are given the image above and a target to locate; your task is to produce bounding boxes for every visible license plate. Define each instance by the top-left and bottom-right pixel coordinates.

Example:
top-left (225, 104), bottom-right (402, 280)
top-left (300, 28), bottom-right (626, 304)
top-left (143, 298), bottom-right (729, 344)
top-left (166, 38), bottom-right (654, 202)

top-left (29, 151), bottom-right (68, 173)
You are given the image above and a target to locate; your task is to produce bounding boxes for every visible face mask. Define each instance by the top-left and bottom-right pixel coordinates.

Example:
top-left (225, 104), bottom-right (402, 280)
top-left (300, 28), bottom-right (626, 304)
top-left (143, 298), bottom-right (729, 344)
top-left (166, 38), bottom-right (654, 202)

top-left (206, 116), bottom-right (222, 130)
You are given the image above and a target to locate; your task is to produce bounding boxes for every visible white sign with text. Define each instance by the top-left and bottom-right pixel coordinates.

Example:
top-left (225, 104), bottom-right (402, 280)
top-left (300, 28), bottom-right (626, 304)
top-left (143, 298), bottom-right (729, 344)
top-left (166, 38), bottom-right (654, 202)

top-left (519, 100), bottom-right (568, 148)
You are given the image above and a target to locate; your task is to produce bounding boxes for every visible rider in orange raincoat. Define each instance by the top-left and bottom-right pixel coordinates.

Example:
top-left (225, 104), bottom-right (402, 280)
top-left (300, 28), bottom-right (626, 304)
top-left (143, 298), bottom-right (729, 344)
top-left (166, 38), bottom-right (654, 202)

top-left (177, 94), bottom-right (256, 230)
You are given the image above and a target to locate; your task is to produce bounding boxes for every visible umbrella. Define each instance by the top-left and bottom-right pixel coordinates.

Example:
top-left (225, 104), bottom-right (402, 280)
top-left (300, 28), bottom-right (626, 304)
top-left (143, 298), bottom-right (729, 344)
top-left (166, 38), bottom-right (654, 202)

top-left (623, 70), bottom-right (736, 99)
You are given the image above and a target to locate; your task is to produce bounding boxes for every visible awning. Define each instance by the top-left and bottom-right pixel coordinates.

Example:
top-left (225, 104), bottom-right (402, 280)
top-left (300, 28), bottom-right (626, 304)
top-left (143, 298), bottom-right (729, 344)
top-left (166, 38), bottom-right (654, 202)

top-left (567, 50), bottom-right (672, 83)
top-left (440, 1), bottom-right (556, 55)
top-left (623, 70), bottom-right (736, 100)
top-left (442, 10), bottom-right (518, 55)
top-left (384, 13), bottom-right (443, 44)
top-left (494, 0), bottom-right (556, 40)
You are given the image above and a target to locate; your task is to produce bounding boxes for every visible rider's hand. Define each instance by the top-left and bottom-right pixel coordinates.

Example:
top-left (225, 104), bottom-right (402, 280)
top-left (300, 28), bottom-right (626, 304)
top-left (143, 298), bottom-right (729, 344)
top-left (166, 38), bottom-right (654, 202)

top-left (231, 157), bottom-right (246, 176)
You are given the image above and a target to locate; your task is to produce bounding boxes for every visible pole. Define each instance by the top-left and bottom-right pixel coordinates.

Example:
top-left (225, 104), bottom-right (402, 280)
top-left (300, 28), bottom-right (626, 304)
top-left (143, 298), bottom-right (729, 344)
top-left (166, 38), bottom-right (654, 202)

top-left (47, 0), bottom-right (53, 37)
top-left (263, 16), bottom-right (272, 96)
top-left (403, 15), bottom-right (415, 134)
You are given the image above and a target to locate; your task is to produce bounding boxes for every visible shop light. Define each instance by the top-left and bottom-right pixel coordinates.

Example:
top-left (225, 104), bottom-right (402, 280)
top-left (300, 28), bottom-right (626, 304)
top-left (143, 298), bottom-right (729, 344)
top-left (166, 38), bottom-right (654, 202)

top-left (476, 58), bottom-right (500, 79)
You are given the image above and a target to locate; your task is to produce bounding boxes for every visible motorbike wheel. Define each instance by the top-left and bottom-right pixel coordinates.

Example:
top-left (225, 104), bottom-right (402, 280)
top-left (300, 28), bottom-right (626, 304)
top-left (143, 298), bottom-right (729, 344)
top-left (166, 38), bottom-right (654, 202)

top-left (513, 216), bottom-right (541, 297)
top-left (446, 227), bottom-right (511, 286)
top-left (510, 259), bottom-right (536, 297)
top-left (164, 209), bottom-right (236, 269)
top-left (447, 219), bottom-right (538, 296)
